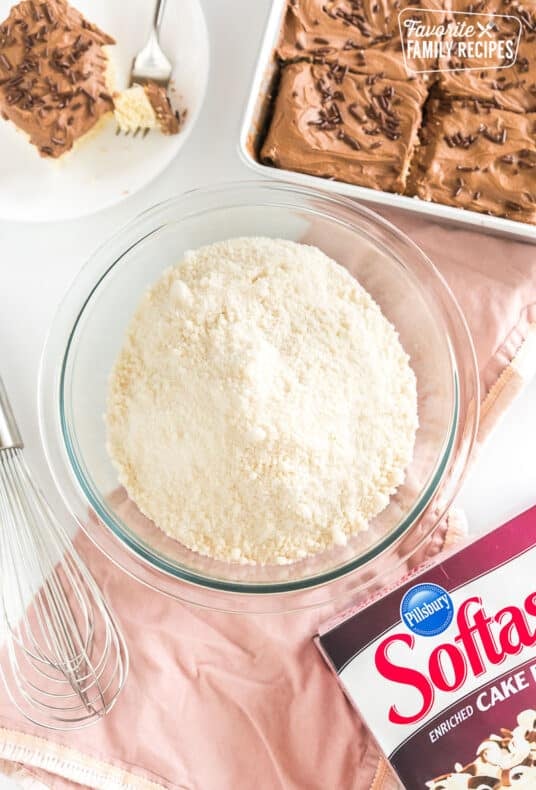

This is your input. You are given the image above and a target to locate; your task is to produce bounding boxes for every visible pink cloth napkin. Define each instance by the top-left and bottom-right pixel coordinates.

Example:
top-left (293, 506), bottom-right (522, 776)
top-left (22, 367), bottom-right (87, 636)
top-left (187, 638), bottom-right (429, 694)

top-left (0, 212), bottom-right (535, 790)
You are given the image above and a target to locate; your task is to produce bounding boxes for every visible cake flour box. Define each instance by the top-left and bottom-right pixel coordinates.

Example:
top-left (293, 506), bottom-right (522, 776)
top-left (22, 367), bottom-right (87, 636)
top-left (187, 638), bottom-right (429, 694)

top-left (316, 506), bottom-right (536, 788)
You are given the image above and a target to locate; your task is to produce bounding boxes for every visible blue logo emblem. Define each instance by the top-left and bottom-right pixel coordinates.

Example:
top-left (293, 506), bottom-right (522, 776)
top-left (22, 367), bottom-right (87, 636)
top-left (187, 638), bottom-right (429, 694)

top-left (400, 583), bottom-right (454, 637)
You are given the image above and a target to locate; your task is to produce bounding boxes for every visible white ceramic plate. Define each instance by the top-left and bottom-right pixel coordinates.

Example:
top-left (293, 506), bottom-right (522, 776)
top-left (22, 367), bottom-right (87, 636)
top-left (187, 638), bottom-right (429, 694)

top-left (0, 0), bottom-right (209, 222)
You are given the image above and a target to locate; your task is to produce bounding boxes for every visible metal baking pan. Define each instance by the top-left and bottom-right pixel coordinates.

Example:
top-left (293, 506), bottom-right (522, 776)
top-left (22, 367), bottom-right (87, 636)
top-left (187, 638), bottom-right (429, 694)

top-left (239, 0), bottom-right (536, 244)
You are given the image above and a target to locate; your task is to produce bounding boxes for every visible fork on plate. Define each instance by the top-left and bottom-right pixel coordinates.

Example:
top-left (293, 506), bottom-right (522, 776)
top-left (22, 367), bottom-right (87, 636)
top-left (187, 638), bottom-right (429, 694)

top-left (117, 0), bottom-right (173, 137)
top-left (131, 0), bottom-right (173, 88)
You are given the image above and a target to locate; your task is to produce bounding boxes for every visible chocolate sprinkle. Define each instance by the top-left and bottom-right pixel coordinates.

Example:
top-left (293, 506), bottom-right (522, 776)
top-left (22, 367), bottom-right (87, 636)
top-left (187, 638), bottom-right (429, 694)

top-left (482, 126), bottom-right (507, 145)
top-left (42, 3), bottom-right (54, 25)
top-left (308, 100), bottom-right (343, 130)
top-left (348, 102), bottom-right (365, 122)
top-left (0, 53), bottom-right (12, 71)
top-left (337, 129), bottom-right (361, 150)
top-left (444, 132), bottom-right (477, 148)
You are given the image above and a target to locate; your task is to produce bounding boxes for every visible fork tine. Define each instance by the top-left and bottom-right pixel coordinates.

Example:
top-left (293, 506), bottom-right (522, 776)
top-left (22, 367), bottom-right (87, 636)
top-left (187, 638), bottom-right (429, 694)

top-left (115, 125), bottom-right (151, 138)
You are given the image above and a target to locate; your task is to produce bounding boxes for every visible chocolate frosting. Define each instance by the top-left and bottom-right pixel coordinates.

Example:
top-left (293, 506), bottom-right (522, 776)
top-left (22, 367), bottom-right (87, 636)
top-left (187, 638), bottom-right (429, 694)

top-left (143, 81), bottom-right (180, 135)
top-left (0, 0), bottom-right (114, 157)
top-left (439, 1), bottom-right (536, 113)
top-left (409, 98), bottom-right (536, 224)
top-left (277, 0), bottom-right (448, 77)
top-left (261, 61), bottom-right (427, 192)
top-left (259, 0), bottom-right (536, 226)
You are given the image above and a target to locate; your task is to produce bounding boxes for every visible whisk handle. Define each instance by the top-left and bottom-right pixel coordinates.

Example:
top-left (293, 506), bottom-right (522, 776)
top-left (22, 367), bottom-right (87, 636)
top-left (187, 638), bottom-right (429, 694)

top-left (0, 376), bottom-right (23, 451)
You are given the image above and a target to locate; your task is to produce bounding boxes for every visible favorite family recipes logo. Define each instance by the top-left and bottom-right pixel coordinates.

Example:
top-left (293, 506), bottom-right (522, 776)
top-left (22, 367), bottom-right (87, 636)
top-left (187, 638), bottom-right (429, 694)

top-left (398, 8), bottom-right (522, 74)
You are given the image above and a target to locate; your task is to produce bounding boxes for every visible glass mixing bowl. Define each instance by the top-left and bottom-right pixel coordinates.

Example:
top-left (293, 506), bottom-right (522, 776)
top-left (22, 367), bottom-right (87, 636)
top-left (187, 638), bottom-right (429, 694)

top-left (39, 181), bottom-right (479, 612)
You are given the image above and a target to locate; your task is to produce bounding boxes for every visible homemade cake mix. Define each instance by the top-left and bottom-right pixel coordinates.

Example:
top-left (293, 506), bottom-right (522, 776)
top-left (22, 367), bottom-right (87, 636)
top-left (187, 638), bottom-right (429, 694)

top-left (259, 0), bottom-right (536, 225)
top-left (105, 238), bottom-right (418, 565)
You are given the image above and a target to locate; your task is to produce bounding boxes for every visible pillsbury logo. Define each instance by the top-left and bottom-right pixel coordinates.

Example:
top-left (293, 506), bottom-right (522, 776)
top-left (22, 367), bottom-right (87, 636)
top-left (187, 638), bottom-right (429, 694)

top-left (400, 583), bottom-right (454, 638)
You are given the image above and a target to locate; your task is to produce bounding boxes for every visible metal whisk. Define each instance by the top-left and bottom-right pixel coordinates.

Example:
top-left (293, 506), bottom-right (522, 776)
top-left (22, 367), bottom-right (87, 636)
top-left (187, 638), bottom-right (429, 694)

top-left (0, 376), bottom-right (128, 729)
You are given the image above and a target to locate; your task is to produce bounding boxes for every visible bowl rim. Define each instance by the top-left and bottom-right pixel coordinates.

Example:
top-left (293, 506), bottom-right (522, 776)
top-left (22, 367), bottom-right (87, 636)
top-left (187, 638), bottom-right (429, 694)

top-left (39, 179), bottom-right (480, 610)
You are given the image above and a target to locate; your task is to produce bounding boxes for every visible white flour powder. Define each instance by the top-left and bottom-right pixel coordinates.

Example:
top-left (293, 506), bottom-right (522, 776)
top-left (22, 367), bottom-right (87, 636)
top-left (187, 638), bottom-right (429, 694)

top-left (106, 238), bottom-right (418, 565)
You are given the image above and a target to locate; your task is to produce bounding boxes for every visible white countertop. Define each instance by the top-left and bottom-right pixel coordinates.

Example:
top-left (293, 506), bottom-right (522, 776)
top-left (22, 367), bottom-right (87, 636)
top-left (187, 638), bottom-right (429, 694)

top-left (0, 0), bottom-right (535, 786)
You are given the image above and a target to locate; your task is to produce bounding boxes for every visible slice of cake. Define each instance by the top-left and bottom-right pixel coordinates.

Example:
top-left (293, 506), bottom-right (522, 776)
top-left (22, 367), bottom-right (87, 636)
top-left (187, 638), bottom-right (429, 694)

top-left (114, 82), bottom-right (180, 136)
top-left (438, 1), bottom-right (536, 114)
top-left (260, 61), bottom-right (427, 193)
top-left (408, 98), bottom-right (536, 224)
top-left (143, 81), bottom-right (180, 135)
top-left (0, 0), bottom-right (114, 158)
top-left (277, 0), bottom-right (449, 78)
